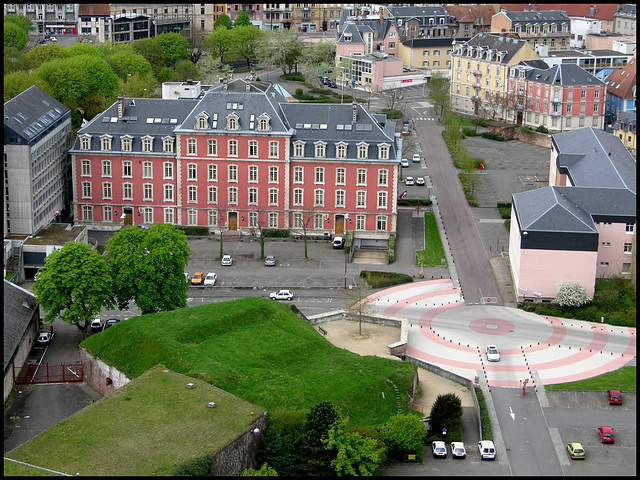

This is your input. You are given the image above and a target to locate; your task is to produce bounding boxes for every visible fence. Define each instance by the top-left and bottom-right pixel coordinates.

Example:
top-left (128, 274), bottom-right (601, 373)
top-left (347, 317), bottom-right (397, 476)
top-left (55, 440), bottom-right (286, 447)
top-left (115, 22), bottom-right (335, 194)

top-left (14, 362), bottom-right (83, 385)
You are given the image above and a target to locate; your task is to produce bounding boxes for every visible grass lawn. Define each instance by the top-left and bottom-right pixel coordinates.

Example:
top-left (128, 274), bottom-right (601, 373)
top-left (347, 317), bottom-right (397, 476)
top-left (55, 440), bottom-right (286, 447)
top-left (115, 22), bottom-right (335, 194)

top-left (415, 212), bottom-right (447, 267)
top-left (544, 366), bottom-right (636, 392)
top-left (79, 297), bottom-right (417, 428)
top-left (5, 366), bottom-right (265, 476)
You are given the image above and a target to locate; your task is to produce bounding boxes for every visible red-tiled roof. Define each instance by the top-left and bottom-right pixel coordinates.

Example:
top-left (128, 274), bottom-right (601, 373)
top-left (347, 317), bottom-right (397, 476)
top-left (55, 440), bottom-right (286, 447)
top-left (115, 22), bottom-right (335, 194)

top-left (499, 4), bottom-right (624, 21)
top-left (604, 57), bottom-right (636, 99)
top-left (447, 5), bottom-right (499, 24)
top-left (78, 4), bottom-right (110, 17)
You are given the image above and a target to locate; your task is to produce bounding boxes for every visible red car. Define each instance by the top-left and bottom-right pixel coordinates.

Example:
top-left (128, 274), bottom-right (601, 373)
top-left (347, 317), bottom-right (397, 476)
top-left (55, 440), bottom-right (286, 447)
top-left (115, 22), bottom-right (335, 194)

top-left (597, 426), bottom-right (615, 444)
top-left (607, 389), bottom-right (622, 405)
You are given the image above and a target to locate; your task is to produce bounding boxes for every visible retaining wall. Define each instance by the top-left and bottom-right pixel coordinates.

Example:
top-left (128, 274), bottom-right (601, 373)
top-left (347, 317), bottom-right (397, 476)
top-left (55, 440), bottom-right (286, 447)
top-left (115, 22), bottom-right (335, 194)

top-left (79, 348), bottom-right (131, 396)
top-left (210, 412), bottom-right (268, 476)
top-left (487, 122), bottom-right (551, 147)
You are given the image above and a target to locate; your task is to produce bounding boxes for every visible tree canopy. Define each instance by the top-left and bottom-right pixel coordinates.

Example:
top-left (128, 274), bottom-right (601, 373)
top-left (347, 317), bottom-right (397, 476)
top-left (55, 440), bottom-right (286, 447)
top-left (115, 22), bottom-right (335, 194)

top-left (233, 11), bottom-right (252, 27)
top-left (380, 413), bottom-right (426, 458)
top-left (33, 241), bottom-right (114, 330)
top-left (232, 25), bottom-right (264, 67)
top-left (4, 21), bottom-right (29, 50)
top-left (323, 417), bottom-right (386, 476)
top-left (214, 14), bottom-right (233, 30)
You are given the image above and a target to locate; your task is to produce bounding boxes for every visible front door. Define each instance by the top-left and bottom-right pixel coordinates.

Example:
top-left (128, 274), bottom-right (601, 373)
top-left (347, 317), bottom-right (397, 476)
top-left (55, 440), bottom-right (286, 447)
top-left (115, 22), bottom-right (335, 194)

top-left (517, 111), bottom-right (523, 125)
top-left (123, 208), bottom-right (133, 227)
top-left (335, 215), bottom-right (344, 234)
top-left (229, 212), bottom-right (238, 231)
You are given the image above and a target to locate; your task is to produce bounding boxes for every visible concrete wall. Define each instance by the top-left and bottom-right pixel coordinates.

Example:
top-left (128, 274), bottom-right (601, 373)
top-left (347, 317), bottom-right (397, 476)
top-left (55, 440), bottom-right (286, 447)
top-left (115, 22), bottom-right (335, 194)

top-left (210, 412), bottom-right (267, 476)
top-left (79, 348), bottom-right (131, 396)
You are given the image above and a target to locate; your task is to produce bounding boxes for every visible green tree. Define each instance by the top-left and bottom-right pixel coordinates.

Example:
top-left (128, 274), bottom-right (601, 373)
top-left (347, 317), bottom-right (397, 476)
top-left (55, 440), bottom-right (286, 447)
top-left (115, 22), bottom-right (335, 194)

top-left (256, 29), bottom-right (304, 75)
top-left (4, 22), bottom-right (29, 50)
top-left (426, 72), bottom-right (450, 116)
top-left (157, 66), bottom-right (180, 84)
top-left (5, 14), bottom-right (33, 33)
top-left (131, 37), bottom-right (165, 74)
top-left (117, 71), bottom-right (157, 98)
top-left (231, 25), bottom-right (264, 67)
top-left (240, 463), bottom-right (278, 476)
top-left (106, 224), bottom-right (190, 314)
top-left (214, 13), bottom-right (233, 30)
top-left (323, 417), bottom-right (386, 476)
top-left (155, 32), bottom-right (191, 68)
top-left (4, 70), bottom-right (50, 102)
top-left (204, 25), bottom-right (235, 64)
top-left (33, 242), bottom-right (114, 331)
top-left (298, 401), bottom-right (340, 476)
top-left (380, 413), bottom-right (426, 458)
top-left (105, 49), bottom-right (152, 79)
top-left (4, 46), bottom-right (29, 74)
top-left (67, 43), bottom-right (103, 58)
top-left (429, 393), bottom-right (463, 438)
top-left (174, 59), bottom-right (201, 81)
top-left (256, 408), bottom-right (305, 477)
top-left (233, 11), bottom-right (252, 27)
top-left (554, 281), bottom-right (591, 308)
top-left (24, 43), bottom-right (72, 69)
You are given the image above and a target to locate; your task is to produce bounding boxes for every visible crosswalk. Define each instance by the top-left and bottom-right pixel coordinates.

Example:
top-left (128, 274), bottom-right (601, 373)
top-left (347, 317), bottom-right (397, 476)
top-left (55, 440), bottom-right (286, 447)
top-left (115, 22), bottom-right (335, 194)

top-left (414, 117), bottom-right (438, 122)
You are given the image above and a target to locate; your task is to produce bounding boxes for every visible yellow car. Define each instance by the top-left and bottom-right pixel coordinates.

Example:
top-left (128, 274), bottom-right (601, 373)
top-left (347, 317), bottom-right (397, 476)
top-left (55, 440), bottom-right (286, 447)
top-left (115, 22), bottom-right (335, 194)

top-left (191, 272), bottom-right (204, 285)
top-left (567, 442), bottom-right (585, 459)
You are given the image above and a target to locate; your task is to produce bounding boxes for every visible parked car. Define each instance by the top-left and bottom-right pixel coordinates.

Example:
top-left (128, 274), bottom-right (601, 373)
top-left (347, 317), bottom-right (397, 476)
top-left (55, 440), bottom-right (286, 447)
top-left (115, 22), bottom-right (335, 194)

top-left (91, 318), bottom-right (103, 331)
top-left (485, 345), bottom-right (500, 362)
top-left (405, 176), bottom-right (415, 186)
top-left (401, 158), bottom-right (409, 168)
top-left (37, 332), bottom-right (54, 346)
top-left (412, 153), bottom-right (421, 163)
top-left (221, 254), bottom-right (233, 266)
top-left (264, 255), bottom-right (276, 266)
top-left (478, 440), bottom-right (496, 460)
top-left (49, 36), bottom-right (57, 42)
top-left (191, 272), bottom-right (204, 285)
top-left (204, 272), bottom-right (217, 286)
top-left (432, 441), bottom-right (447, 458)
top-left (401, 125), bottom-right (410, 135)
top-left (332, 237), bottom-right (345, 249)
top-left (567, 442), bottom-right (585, 459)
top-left (450, 442), bottom-right (466, 459)
top-left (269, 290), bottom-right (293, 301)
top-left (416, 176), bottom-right (425, 186)
top-left (597, 426), bottom-right (615, 444)
top-left (105, 318), bottom-right (120, 328)
top-left (327, 81), bottom-right (337, 88)
top-left (607, 389), bottom-right (622, 405)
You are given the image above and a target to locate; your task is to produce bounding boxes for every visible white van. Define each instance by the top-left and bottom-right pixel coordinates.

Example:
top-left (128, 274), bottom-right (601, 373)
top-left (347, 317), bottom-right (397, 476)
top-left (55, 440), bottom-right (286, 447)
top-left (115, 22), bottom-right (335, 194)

top-left (332, 237), bottom-right (345, 249)
top-left (478, 440), bottom-right (496, 460)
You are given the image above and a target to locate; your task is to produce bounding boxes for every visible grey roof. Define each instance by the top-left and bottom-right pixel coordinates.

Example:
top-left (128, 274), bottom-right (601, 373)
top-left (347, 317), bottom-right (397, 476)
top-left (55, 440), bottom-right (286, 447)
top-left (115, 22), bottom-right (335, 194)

top-left (616, 4), bottom-right (636, 16)
top-left (518, 59), bottom-right (550, 69)
top-left (337, 23), bottom-right (369, 44)
top-left (4, 85), bottom-right (70, 145)
top-left (612, 111), bottom-right (636, 133)
top-left (552, 127), bottom-right (636, 194)
top-left (387, 5), bottom-right (448, 20)
top-left (4, 280), bottom-right (39, 373)
top-left (279, 103), bottom-right (397, 161)
top-left (402, 37), bottom-right (456, 48)
top-left (502, 10), bottom-right (570, 24)
top-left (70, 97), bottom-right (199, 153)
top-left (453, 33), bottom-right (532, 64)
top-left (522, 63), bottom-right (604, 86)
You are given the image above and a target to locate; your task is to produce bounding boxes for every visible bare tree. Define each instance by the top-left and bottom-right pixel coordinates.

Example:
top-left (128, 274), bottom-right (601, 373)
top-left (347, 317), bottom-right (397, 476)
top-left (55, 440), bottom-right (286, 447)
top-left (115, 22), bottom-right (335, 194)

top-left (248, 208), bottom-right (269, 259)
top-left (342, 280), bottom-right (376, 335)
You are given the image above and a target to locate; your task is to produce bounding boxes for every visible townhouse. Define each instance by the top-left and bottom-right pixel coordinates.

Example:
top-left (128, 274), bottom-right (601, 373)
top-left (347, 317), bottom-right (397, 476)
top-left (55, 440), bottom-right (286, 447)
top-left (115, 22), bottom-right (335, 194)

top-left (491, 9), bottom-right (571, 51)
top-left (603, 56), bottom-right (637, 127)
top-left (386, 5), bottom-right (455, 41)
top-left (507, 63), bottom-right (605, 132)
top-left (398, 38), bottom-right (454, 78)
top-left (70, 78), bottom-right (399, 247)
top-left (613, 4), bottom-right (636, 36)
top-left (611, 112), bottom-right (636, 158)
top-left (510, 128), bottom-right (636, 301)
top-left (450, 33), bottom-right (539, 118)
top-left (445, 4), bottom-right (498, 39)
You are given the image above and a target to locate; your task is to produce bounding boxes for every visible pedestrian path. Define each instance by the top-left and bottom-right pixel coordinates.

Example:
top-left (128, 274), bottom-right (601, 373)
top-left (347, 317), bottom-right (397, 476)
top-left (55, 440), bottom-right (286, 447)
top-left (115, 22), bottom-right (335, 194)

top-left (367, 279), bottom-right (636, 388)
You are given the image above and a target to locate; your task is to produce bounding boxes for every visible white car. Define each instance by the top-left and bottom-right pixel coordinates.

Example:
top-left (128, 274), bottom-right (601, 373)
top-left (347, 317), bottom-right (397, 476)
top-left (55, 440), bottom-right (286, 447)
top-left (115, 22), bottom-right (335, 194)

top-left (416, 177), bottom-right (425, 186)
top-left (37, 332), bottom-right (54, 346)
top-left (486, 345), bottom-right (500, 362)
top-left (220, 254), bottom-right (233, 266)
top-left (204, 272), bottom-right (217, 286)
top-left (432, 441), bottom-right (447, 458)
top-left (400, 158), bottom-right (409, 168)
top-left (91, 318), bottom-right (103, 331)
top-left (269, 290), bottom-right (293, 301)
top-left (405, 176), bottom-right (414, 186)
top-left (478, 440), bottom-right (496, 460)
top-left (412, 153), bottom-right (421, 163)
top-left (451, 442), bottom-right (466, 459)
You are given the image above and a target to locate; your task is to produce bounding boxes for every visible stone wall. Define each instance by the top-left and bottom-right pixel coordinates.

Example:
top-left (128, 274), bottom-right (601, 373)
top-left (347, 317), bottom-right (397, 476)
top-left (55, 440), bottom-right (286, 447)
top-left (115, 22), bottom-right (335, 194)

top-left (487, 122), bottom-right (551, 148)
top-left (210, 412), bottom-right (268, 476)
top-left (79, 348), bottom-right (131, 396)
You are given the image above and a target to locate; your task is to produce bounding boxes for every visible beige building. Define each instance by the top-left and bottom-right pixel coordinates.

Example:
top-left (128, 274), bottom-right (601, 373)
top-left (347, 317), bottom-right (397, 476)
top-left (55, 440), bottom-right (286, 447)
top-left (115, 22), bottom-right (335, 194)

top-left (491, 10), bottom-right (571, 51)
top-left (613, 4), bottom-right (636, 36)
top-left (450, 33), bottom-right (539, 118)
top-left (397, 38), bottom-right (453, 78)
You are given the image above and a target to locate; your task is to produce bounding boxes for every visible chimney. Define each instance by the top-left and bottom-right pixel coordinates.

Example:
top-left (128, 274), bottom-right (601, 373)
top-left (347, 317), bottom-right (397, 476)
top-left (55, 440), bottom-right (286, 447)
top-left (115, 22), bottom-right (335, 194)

top-left (589, 6), bottom-right (596, 16)
top-left (223, 77), bottom-right (228, 90)
top-left (352, 101), bottom-right (357, 123)
top-left (245, 79), bottom-right (251, 92)
top-left (117, 94), bottom-right (125, 118)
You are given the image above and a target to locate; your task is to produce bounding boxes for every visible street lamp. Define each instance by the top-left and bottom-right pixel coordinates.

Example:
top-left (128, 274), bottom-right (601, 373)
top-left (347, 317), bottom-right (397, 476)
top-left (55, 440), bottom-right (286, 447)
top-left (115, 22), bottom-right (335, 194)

top-left (343, 213), bottom-right (350, 289)
top-left (340, 66), bottom-right (345, 104)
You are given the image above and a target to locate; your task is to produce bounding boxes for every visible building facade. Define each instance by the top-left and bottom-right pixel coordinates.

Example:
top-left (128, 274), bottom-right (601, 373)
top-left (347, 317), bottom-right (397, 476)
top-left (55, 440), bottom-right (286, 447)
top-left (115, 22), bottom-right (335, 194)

top-left (4, 86), bottom-right (72, 236)
top-left (70, 79), bottom-right (399, 245)
top-left (386, 5), bottom-right (455, 41)
top-left (507, 63), bottom-right (605, 132)
top-left (4, 3), bottom-right (78, 37)
top-left (603, 56), bottom-right (637, 126)
top-left (445, 4), bottom-right (497, 39)
top-left (450, 33), bottom-right (539, 118)
top-left (77, 3), bottom-right (112, 43)
top-left (537, 47), bottom-right (632, 76)
top-left (491, 10), bottom-right (571, 51)
top-left (569, 16), bottom-right (602, 49)
top-left (510, 127), bottom-right (636, 301)
top-left (613, 4), bottom-right (636, 36)
top-left (611, 112), bottom-right (636, 158)
top-left (398, 38), bottom-right (454, 78)
top-left (289, 3), bottom-right (347, 33)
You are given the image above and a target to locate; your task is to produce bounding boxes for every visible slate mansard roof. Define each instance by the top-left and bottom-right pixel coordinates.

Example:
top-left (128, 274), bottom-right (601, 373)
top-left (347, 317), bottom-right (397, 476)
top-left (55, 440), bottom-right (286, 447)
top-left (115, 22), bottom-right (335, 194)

top-left (499, 9), bottom-right (571, 26)
top-left (453, 33), bottom-right (531, 64)
top-left (71, 80), bottom-right (398, 163)
top-left (520, 63), bottom-right (604, 87)
top-left (4, 85), bottom-right (70, 146)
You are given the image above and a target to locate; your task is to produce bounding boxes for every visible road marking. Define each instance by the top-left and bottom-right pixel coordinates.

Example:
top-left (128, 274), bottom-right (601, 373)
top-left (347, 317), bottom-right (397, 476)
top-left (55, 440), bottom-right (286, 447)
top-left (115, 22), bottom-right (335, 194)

top-left (509, 406), bottom-right (515, 420)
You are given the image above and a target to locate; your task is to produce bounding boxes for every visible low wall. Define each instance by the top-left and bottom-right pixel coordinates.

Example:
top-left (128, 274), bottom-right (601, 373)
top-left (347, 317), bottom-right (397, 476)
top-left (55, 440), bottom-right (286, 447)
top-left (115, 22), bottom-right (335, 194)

top-left (210, 412), bottom-right (268, 476)
top-left (79, 348), bottom-right (131, 396)
top-left (487, 122), bottom-right (551, 148)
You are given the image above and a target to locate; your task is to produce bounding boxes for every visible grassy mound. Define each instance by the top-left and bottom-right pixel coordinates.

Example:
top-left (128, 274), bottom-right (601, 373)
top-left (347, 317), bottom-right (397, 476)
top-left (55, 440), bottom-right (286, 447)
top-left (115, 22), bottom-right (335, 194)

top-left (81, 297), bottom-right (416, 427)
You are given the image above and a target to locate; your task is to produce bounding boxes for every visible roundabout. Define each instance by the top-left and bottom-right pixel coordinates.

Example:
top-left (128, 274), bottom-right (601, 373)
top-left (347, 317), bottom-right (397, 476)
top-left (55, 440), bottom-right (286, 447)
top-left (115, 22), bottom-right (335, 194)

top-left (368, 279), bottom-right (636, 388)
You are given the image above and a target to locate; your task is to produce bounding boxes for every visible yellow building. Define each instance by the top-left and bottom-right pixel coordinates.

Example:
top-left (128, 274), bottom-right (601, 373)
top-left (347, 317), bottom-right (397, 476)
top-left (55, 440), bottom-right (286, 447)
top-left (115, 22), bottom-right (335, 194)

top-left (290, 3), bottom-right (347, 33)
top-left (612, 112), bottom-right (636, 158)
top-left (397, 38), bottom-right (453, 79)
top-left (450, 33), bottom-right (539, 118)
top-left (491, 10), bottom-right (571, 51)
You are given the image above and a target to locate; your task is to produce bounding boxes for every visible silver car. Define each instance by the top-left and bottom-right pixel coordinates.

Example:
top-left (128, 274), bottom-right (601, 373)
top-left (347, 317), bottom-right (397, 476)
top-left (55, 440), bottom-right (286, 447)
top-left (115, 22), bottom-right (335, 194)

top-left (220, 255), bottom-right (233, 266)
top-left (264, 255), bottom-right (276, 266)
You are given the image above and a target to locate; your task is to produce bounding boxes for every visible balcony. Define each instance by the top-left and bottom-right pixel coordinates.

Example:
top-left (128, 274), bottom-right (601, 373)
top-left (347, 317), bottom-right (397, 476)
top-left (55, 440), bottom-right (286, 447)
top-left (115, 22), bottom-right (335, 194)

top-left (472, 70), bottom-right (482, 76)
top-left (471, 82), bottom-right (481, 88)
top-left (550, 111), bottom-right (562, 116)
top-left (550, 97), bottom-right (562, 103)
top-left (515, 104), bottom-right (524, 110)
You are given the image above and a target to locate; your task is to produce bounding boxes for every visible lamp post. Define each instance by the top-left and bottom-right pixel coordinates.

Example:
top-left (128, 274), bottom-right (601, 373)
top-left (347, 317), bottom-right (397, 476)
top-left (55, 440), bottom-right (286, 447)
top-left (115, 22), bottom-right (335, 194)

top-left (341, 66), bottom-right (345, 104)
top-left (344, 213), bottom-right (350, 289)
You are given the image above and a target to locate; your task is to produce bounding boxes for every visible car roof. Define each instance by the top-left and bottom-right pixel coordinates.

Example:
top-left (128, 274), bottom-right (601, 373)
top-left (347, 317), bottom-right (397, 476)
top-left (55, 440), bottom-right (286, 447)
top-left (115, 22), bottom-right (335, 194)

top-left (206, 272), bottom-right (216, 275)
top-left (608, 389), bottom-right (621, 394)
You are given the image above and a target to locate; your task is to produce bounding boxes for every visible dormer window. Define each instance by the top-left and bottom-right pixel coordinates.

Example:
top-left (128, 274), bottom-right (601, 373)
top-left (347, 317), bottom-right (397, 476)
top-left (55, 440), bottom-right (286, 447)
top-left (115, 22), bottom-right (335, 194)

top-left (377, 144), bottom-right (390, 160)
top-left (121, 135), bottom-right (132, 152)
top-left (141, 136), bottom-right (153, 152)
top-left (257, 115), bottom-right (270, 131)
top-left (293, 141), bottom-right (305, 157)
top-left (196, 113), bottom-right (208, 130)
top-left (162, 136), bottom-right (174, 153)
top-left (357, 143), bottom-right (369, 160)
top-left (226, 114), bottom-right (239, 131)
top-left (336, 143), bottom-right (347, 159)
top-left (100, 135), bottom-right (112, 151)
top-left (314, 141), bottom-right (326, 158)
top-left (80, 135), bottom-right (91, 150)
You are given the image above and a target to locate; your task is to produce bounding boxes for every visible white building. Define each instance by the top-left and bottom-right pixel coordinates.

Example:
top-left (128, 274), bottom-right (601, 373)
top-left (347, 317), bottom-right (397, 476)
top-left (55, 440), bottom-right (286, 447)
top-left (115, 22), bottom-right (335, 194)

top-left (569, 16), bottom-right (602, 49)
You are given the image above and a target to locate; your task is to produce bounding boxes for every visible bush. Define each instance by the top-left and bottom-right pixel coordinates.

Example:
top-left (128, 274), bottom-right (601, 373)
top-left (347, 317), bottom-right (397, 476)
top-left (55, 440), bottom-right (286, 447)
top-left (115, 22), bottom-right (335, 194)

top-left (397, 199), bottom-right (432, 206)
top-left (173, 454), bottom-right (213, 476)
top-left (535, 125), bottom-right (549, 133)
top-left (462, 127), bottom-right (476, 137)
top-left (458, 173), bottom-right (478, 206)
top-left (428, 393), bottom-right (463, 441)
top-left (261, 229), bottom-right (290, 238)
top-left (360, 270), bottom-right (412, 289)
top-left (176, 225), bottom-right (209, 236)
top-left (283, 72), bottom-right (305, 82)
top-left (497, 202), bottom-right (512, 219)
top-left (388, 233), bottom-right (396, 264)
top-left (475, 387), bottom-right (493, 441)
top-left (480, 132), bottom-right (504, 141)
top-left (157, 66), bottom-right (179, 83)
top-left (519, 126), bottom-right (534, 134)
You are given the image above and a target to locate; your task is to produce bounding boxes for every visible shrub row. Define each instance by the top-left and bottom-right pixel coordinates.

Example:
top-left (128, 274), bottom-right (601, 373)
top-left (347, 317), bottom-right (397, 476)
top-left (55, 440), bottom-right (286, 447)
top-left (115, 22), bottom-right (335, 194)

top-left (475, 386), bottom-right (493, 441)
top-left (261, 229), bottom-right (290, 238)
top-left (360, 270), bottom-right (412, 289)
top-left (480, 132), bottom-right (504, 141)
top-left (497, 202), bottom-right (512, 219)
top-left (388, 233), bottom-right (395, 263)
top-left (462, 127), bottom-right (477, 137)
top-left (397, 199), bottom-right (432, 206)
top-left (176, 226), bottom-right (209, 236)
top-left (458, 173), bottom-right (478, 207)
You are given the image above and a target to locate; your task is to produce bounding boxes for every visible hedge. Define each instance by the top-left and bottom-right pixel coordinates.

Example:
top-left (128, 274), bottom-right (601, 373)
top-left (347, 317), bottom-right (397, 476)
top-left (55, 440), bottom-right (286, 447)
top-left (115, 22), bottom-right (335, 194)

top-left (176, 226), bottom-right (209, 236)
top-left (480, 132), bottom-right (504, 141)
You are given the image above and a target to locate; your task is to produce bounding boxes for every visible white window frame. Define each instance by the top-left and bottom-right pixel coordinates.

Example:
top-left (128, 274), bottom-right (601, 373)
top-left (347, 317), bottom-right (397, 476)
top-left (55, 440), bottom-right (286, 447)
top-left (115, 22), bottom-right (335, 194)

top-left (187, 163), bottom-right (197, 181)
top-left (208, 164), bottom-right (217, 182)
top-left (143, 183), bottom-right (153, 201)
top-left (228, 164), bottom-right (238, 182)
top-left (187, 185), bottom-right (197, 203)
top-left (187, 138), bottom-right (196, 155)
top-left (336, 167), bottom-right (346, 185)
top-left (268, 188), bottom-right (278, 206)
top-left (293, 166), bottom-right (304, 184)
top-left (207, 139), bottom-right (217, 156)
top-left (164, 184), bottom-right (174, 202)
top-left (142, 161), bottom-right (153, 179)
top-left (207, 186), bottom-right (218, 204)
top-left (248, 165), bottom-right (258, 183)
top-left (163, 162), bottom-right (173, 180)
top-left (81, 159), bottom-right (91, 176)
top-left (123, 183), bottom-right (133, 201)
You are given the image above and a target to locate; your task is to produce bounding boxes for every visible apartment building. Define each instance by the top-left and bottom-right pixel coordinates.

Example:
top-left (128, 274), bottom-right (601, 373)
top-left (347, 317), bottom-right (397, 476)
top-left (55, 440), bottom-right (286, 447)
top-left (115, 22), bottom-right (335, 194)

top-left (386, 5), bottom-right (454, 41)
top-left (613, 4), bottom-right (636, 36)
top-left (4, 3), bottom-right (78, 37)
top-left (4, 86), bottom-right (72, 237)
top-left (491, 10), bottom-right (571, 51)
top-left (450, 33), bottom-right (539, 118)
top-left (510, 127), bottom-right (636, 301)
top-left (445, 4), bottom-right (498, 39)
top-left (77, 4), bottom-right (112, 43)
top-left (604, 56), bottom-right (637, 126)
top-left (398, 38), bottom-right (454, 78)
top-left (69, 78), bottom-right (399, 247)
top-left (611, 112), bottom-right (636, 158)
top-left (507, 63), bottom-right (605, 132)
